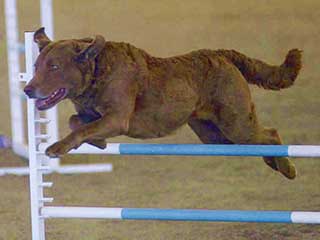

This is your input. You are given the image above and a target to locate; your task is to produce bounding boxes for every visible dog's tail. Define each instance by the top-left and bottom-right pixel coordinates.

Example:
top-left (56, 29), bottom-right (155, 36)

top-left (217, 49), bottom-right (302, 90)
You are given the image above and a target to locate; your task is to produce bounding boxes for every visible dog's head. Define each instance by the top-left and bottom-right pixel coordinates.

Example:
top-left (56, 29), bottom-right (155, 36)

top-left (24, 27), bottom-right (106, 110)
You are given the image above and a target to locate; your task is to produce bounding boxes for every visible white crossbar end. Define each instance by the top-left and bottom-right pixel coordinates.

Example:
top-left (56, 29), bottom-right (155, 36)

top-left (291, 212), bottom-right (320, 224)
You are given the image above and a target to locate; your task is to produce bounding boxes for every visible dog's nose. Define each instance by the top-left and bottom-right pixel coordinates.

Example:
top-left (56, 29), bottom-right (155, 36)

top-left (24, 85), bottom-right (36, 98)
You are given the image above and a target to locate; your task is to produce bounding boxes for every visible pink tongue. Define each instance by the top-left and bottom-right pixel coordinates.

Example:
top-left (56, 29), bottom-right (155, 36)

top-left (36, 88), bottom-right (66, 110)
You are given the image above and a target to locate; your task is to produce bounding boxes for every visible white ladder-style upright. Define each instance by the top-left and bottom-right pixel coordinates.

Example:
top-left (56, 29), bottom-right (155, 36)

top-left (25, 31), bottom-right (50, 240)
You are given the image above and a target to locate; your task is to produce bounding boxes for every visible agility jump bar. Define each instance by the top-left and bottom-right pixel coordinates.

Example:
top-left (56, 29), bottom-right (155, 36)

top-left (62, 143), bottom-right (320, 157)
top-left (41, 207), bottom-right (320, 224)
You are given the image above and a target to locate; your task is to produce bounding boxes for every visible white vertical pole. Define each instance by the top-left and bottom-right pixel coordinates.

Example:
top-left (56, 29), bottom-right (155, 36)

top-left (40, 0), bottom-right (54, 39)
top-left (40, 0), bottom-right (59, 168)
top-left (26, 32), bottom-right (46, 240)
top-left (4, 0), bottom-right (27, 157)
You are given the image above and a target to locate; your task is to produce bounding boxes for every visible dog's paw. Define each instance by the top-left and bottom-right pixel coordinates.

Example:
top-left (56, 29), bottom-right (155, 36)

top-left (45, 142), bottom-right (69, 158)
top-left (87, 139), bottom-right (106, 149)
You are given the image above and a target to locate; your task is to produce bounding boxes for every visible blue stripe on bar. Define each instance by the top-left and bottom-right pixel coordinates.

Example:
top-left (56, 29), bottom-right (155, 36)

top-left (119, 144), bottom-right (289, 157)
top-left (121, 208), bottom-right (292, 223)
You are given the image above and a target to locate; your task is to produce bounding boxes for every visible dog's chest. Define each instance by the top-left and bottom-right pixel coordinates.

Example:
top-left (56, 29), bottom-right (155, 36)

top-left (72, 96), bottom-right (102, 124)
top-left (78, 108), bottom-right (102, 123)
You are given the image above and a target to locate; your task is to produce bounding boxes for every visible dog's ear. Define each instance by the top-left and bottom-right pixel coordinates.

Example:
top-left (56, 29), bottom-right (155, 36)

top-left (74, 35), bottom-right (105, 63)
top-left (34, 27), bottom-right (51, 51)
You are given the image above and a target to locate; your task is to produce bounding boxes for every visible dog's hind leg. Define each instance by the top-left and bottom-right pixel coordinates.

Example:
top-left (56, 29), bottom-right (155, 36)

top-left (259, 127), bottom-right (295, 175)
top-left (188, 117), bottom-right (233, 144)
top-left (205, 63), bottom-right (296, 179)
top-left (211, 102), bottom-right (296, 179)
top-left (69, 115), bottom-right (106, 149)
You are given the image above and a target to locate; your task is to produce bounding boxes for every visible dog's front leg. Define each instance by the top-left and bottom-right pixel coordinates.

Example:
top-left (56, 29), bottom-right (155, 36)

top-left (45, 114), bottom-right (129, 158)
top-left (46, 67), bottom-right (138, 158)
top-left (69, 114), bottom-right (106, 149)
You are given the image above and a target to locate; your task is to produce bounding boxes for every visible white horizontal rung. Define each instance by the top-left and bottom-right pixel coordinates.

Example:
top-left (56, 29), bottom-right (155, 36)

top-left (56, 163), bottom-right (113, 174)
top-left (40, 198), bottom-right (54, 203)
top-left (35, 134), bottom-right (51, 140)
top-left (0, 165), bottom-right (112, 176)
top-left (0, 167), bottom-right (29, 176)
top-left (38, 166), bottom-right (51, 171)
top-left (35, 118), bottom-right (51, 123)
top-left (39, 182), bottom-right (53, 188)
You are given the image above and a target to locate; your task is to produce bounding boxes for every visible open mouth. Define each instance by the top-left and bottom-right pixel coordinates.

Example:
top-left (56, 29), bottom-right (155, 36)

top-left (36, 88), bottom-right (68, 110)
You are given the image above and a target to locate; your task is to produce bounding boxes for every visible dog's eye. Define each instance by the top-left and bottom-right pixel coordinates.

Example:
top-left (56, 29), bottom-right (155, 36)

top-left (50, 65), bottom-right (59, 71)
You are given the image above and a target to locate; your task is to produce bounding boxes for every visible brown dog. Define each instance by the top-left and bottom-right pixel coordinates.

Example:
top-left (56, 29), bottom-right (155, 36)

top-left (24, 27), bottom-right (302, 179)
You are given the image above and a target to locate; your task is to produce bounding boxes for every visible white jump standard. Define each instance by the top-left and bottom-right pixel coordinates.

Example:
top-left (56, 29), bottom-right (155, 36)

top-left (22, 33), bottom-right (320, 239)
